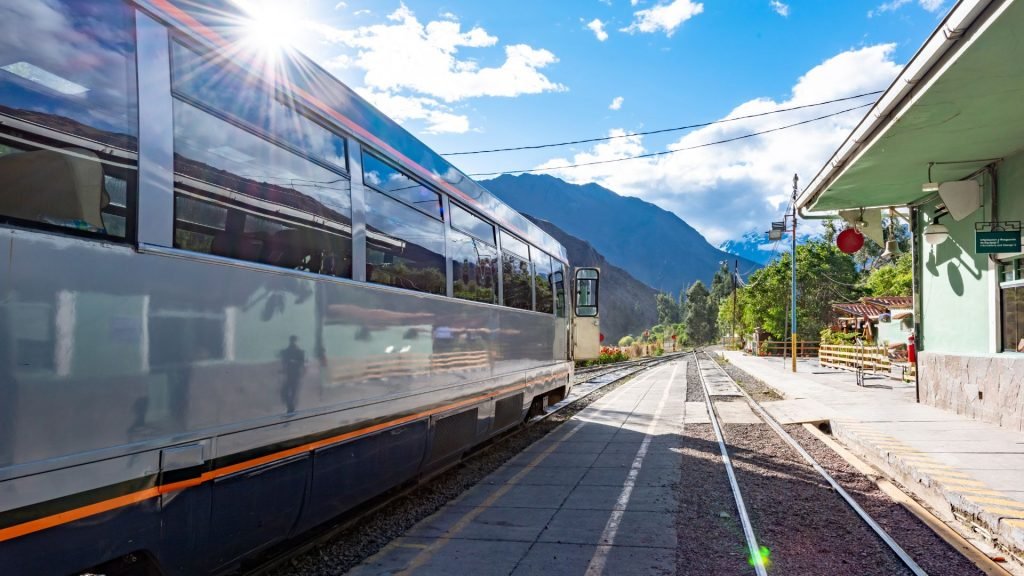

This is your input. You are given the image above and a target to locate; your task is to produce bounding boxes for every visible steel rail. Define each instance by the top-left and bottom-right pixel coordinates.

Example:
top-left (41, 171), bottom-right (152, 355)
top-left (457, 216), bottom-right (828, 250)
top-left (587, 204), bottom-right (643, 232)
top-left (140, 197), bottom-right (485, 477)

top-left (247, 353), bottom-right (681, 576)
top-left (692, 351), bottom-right (769, 576)
top-left (695, 350), bottom-right (929, 576)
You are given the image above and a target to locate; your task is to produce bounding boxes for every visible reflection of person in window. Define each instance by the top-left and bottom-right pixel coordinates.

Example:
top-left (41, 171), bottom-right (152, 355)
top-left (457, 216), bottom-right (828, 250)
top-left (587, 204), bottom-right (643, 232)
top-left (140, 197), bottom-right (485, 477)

top-left (280, 335), bottom-right (306, 413)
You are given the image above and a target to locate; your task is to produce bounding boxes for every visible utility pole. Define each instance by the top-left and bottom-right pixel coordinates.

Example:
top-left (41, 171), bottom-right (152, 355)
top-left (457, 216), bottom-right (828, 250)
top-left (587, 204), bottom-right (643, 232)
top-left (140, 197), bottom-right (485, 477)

top-left (731, 259), bottom-right (738, 349)
top-left (791, 174), bottom-right (798, 373)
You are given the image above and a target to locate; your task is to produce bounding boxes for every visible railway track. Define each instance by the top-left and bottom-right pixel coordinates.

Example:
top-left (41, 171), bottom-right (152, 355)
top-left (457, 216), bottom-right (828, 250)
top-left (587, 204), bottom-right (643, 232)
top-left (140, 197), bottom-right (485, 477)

top-left (691, 349), bottom-right (928, 575)
top-left (246, 353), bottom-right (683, 576)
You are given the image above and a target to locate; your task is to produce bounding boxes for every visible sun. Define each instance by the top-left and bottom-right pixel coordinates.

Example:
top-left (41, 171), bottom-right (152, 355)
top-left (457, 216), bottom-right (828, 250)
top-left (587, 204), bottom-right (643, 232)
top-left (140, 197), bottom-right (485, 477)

top-left (241, 1), bottom-right (304, 53)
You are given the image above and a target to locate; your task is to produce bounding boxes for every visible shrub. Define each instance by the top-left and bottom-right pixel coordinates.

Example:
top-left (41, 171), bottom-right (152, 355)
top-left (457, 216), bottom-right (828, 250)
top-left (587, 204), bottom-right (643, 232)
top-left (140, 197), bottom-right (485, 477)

top-left (618, 335), bottom-right (635, 347)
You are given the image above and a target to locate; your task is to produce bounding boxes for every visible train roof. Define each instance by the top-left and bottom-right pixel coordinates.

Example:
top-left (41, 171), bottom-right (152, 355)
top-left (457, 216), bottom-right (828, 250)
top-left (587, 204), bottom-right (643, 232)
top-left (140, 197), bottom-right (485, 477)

top-left (141, 0), bottom-right (568, 264)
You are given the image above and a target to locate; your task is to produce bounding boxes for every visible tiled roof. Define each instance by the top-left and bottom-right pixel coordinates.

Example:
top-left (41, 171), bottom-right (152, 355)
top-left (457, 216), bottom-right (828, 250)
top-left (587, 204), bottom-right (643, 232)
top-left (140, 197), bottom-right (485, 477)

top-left (864, 296), bottom-right (913, 309)
top-left (832, 302), bottom-right (883, 318)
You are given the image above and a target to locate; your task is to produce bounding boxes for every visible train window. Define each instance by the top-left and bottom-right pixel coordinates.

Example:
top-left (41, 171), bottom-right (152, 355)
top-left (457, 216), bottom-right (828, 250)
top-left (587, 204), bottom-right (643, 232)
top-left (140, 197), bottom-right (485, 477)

top-left (365, 188), bottom-right (446, 295)
top-left (554, 262), bottom-right (567, 318)
top-left (171, 97), bottom-right (353, 278)
top-left (0, 141), bottom-right (134, 239)
top-left (174, 194), bottom-right (352, 277)
top-left (533, 251), bottom-right (554, 314)
top-left (0, 0), bottom-right (138, 151)
top-left (450, 203), bottom-right (495, 244)
top-left (450, 229), bottom-right (498, 304)
top-left (171, 41), bottom-right (346, 171)
top-left (362, 152), bottom-right (442, 219)
top-left (0, 1), bottom-right (138, 239)
top-left (502, 255), bottom-right (533, 311)
top-left (499, 230), bottom-right (530, 260)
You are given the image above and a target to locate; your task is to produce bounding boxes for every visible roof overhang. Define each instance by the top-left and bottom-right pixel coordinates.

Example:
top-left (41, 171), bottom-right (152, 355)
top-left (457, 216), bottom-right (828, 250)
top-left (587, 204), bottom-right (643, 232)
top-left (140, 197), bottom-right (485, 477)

top-left (798, 0), bottom-right (1024, 213)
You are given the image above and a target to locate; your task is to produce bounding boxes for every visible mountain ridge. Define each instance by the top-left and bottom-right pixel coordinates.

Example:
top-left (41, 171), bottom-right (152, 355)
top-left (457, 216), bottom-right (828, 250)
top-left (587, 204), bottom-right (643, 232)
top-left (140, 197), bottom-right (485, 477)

top-left (483, 174), bottom-right (758, 295)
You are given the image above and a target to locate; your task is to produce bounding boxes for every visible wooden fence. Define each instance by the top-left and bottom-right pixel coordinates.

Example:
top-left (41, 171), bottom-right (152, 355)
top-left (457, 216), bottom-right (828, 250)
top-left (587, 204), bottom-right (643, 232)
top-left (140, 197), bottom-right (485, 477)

top-left (818, 344), bottom-right (916, 383)
top-left (759, 340), bottom-right (820, 357)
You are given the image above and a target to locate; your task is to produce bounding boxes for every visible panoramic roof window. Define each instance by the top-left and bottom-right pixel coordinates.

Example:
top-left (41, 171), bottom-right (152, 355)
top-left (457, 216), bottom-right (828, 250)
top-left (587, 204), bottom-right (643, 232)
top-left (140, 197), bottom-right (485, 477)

top-left (362, 151), bottom-right (442, 219)
top-left (0, 0), bottom-right (138, 150)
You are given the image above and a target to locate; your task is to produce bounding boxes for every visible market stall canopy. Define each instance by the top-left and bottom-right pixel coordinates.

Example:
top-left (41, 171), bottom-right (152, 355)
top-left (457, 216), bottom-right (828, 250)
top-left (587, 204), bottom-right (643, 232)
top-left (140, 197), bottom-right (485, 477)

top-left (799, 0), bottom-right (1024, 213)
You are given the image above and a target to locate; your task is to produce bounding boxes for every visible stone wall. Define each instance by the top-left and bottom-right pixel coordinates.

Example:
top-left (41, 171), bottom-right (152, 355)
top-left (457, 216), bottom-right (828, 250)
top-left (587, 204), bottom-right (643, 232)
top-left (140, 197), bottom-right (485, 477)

top-left (918, 351), bottom-right (1024, 431)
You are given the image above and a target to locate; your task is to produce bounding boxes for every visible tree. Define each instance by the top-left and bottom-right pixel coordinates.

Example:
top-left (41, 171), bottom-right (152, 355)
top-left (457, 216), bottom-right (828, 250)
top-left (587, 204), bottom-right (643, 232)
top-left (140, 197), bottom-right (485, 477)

top-left (655, 292), bottom-right (681, 325)
top-left (863, 252), bottom-right (912, 296)
top-left (710, 262), bottom-right (733, 303)
top-left (741, 238), bottom-right (861, 340)
top-left (684, 281), bottom-right (717, 345)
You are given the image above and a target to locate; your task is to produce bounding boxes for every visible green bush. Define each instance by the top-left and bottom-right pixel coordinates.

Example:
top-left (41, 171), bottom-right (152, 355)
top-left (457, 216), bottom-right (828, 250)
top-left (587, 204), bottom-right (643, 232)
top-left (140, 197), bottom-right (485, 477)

top-left (618, 335), bottom-right (635, 347)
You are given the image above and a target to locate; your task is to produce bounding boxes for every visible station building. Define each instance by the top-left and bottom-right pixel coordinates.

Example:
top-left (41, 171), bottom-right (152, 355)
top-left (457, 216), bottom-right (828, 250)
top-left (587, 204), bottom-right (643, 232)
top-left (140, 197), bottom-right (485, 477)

top-left (799, 0), bottom-right (1024, 430)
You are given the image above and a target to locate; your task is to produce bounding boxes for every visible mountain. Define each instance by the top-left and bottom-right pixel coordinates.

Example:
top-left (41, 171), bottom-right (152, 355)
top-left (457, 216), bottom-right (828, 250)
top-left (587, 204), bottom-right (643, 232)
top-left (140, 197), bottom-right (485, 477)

top-left (484, 174), bottom-right (758, 295)
top-left (719, 230), bottom-right (817, 266)
top-left (525, 215), bottom-right (657, 342)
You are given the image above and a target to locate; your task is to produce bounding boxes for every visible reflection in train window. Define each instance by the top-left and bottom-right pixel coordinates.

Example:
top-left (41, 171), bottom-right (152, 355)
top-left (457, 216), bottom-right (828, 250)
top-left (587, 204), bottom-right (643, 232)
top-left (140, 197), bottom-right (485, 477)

top-left (533, 251), bottom-right (554, 314)
top-left (554, 262), bottom-right (567, 318)
top-left (0, 141), bottom-right (134, 239)
top-left (174, 194), bottom-right (352, 278)
top-left (500, 230), bottom-right (532, 310)
top-left (362, 151), bottom-right (442, 219)
top-left (365, 189), bottom-right (446, 295)
top-left (172, 98), bottom-right (352, 221)
top-left (171, 41), bottom-right (346, 171)
top-left (450, 229), bottom-right (498, 304)
top-left (0, 0), bottom-right (138, 150)
top-left (450, 203), bottom-right (494, 244)
top-left (502, 252), bottom-right (533, 311)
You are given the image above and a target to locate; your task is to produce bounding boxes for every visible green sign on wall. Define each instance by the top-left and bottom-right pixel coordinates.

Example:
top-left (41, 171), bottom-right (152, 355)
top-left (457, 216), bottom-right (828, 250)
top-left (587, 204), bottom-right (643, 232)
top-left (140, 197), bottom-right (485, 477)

top-left (976, 230), bottom-right (1022, 253)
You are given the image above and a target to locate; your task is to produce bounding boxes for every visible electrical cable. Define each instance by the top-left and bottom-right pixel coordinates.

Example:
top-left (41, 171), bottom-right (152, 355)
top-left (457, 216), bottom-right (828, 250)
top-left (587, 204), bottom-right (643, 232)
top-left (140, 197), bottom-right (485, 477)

top-left (468, 102), bottom-right (874, 177)
top-left (442, 90), bottom-right (883, 156)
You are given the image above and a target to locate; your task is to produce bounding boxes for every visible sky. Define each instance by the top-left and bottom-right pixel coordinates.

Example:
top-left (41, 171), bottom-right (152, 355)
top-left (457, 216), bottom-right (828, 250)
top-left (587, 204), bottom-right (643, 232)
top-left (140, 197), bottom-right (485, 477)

top-left (243, 0), bottom-right (949, 248)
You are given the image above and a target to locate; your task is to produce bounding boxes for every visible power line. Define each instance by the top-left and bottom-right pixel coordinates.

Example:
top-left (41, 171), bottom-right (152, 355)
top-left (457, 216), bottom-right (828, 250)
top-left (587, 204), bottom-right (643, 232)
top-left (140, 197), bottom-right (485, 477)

top-left (443, 90), bottom-right (883, 157)
top-left (468, 102), bottom-right (874, 177)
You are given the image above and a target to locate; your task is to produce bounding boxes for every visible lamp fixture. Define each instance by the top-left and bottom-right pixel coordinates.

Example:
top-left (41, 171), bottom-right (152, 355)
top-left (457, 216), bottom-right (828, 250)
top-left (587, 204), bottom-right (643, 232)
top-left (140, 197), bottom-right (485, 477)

top-left (923, 217), bottom-right (949, 246)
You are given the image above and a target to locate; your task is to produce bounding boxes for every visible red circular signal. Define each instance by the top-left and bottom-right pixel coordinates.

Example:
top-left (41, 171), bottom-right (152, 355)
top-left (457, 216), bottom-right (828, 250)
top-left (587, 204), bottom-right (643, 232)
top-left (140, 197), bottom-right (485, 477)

top-left (836, 228), bottom-right (864, 254)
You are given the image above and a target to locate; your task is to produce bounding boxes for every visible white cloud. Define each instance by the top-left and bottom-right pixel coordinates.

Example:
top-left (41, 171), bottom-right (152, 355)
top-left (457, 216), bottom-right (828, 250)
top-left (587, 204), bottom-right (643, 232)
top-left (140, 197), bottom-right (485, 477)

top-left (334, 1), bottom-right (346, 9)
top-left (586, 18), bottom-right (609, 42)
top-left (353, 9), bottom-right (371, 16)
top-left (609, 96), bottom-right (624, 110)
top-left (769, 0), bottom-right (790, 17)
top-left (358, 89), bottom-right (470, 134)
top-left (532, 44), bottom-right (902, 245)
top-left (311, 4), bottom-right (564, 103)
top-left (868, 0), bottom-right (943, 17)
top-left (622, 0), bottom-right (704, 37)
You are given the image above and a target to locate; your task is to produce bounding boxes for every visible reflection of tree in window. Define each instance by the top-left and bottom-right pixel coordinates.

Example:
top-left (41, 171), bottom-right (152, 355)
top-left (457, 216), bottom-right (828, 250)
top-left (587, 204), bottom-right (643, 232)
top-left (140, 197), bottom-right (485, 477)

top-left (503, 253), bottom-right (533, 310)
top-left (534, 252), bottom-right (554, 314)
top-left (554, 263), bottom-right (567, 318)
top-left (365, 189), bottom-right (446, 295)
top-left (451, 229), bottom-right (498, 304)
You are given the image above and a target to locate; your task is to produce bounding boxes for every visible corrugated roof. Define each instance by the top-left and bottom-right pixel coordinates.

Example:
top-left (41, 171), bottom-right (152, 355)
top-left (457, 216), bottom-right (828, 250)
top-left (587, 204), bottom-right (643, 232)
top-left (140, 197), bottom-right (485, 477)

top-left (865, 296), bottom-right (913, 309)
top-left (832, 303), bottom-right (883, 319)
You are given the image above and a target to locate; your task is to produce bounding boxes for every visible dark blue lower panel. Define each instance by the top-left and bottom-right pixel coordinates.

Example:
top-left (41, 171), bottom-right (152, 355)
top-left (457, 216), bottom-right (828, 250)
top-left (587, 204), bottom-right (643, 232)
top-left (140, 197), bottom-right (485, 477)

top-left (207, 454), bottom-right (310, 571)
top-left (300, 419), bottom-right (428, 532)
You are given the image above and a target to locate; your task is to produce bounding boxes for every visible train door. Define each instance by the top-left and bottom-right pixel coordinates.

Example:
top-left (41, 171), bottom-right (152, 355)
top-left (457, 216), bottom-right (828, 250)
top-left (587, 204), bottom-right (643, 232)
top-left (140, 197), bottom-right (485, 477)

top-left (572, 268), bottom-right (600, 360)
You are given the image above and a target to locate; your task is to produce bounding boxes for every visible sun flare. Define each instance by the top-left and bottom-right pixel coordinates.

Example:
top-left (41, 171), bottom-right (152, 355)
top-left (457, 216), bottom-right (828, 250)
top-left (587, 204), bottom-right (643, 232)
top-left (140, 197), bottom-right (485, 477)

top-left (241, 1), bottom-right (304, 52)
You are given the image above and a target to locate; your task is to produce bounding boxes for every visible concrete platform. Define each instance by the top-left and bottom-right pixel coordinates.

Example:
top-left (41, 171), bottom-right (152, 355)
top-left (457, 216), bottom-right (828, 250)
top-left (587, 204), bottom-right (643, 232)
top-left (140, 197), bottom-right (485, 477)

top-left (723, 351), bottom-right (1024, 567)
top-left (347, 359), bottom-right (690, 576)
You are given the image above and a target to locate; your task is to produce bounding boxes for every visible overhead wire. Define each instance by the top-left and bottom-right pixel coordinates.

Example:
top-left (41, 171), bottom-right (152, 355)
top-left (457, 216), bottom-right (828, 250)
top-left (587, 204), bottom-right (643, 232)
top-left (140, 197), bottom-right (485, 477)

top-left (468, 102), bottom-right (874, 177)
top-left (442, 90), bottom-right (883, 156)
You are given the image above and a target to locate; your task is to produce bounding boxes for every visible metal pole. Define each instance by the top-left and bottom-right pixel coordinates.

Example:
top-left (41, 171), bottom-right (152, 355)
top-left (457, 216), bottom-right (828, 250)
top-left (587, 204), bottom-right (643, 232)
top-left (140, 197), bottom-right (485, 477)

top-left (732, 259), bottom-right (738, 348)
top-left (791, 174), bottom-right (798, 372)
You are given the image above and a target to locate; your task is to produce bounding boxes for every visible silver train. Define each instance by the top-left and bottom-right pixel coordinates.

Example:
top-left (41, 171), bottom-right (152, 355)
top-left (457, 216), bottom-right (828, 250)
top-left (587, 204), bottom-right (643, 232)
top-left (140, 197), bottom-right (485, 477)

top-left (0, 1), bottom-right (601, 574)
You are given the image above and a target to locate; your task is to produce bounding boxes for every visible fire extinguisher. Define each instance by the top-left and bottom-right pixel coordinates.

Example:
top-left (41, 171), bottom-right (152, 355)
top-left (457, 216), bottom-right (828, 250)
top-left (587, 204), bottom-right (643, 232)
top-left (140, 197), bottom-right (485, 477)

top-left (907, 333), bottom-right (916, 364)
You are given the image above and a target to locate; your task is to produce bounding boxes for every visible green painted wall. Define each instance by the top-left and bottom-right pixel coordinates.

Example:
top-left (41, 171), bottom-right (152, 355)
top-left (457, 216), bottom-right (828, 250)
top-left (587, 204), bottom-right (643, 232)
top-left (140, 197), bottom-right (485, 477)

top-left (917, 149), bottom-right (1024, 355)
top-left (918, 190), bottom-right (992, 355)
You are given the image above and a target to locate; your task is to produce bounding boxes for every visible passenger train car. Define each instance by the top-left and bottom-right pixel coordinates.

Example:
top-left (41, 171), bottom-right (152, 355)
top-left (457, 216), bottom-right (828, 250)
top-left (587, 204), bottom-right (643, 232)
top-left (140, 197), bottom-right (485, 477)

top-left (0, 1), bottom-right (601, 574)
